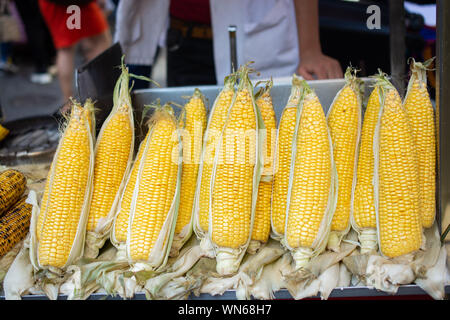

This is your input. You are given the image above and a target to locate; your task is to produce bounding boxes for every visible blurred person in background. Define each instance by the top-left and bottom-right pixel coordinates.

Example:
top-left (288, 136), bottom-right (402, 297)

top-left (38, 0), bottom-right (112, 113)
top-left (115, 0), bottom-right (343, 88)
top-left (0, 0), bottom-right (22, 74)
top-left (14, 0), bottom-right (55, 84)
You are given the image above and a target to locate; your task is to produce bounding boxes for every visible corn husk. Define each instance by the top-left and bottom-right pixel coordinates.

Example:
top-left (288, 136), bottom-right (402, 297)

top-left (326, 67), bottom-right (363, 252)
top-left (282, 80), bottom-right (338, 269)
top-left (199, 239), bottom-right (284, 299)
top-left (83, 64), bottom-right (135, 259)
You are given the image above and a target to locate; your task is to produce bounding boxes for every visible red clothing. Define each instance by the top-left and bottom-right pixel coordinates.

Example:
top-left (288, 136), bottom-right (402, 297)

top-left (170, 0), bottom-right (211, 25)
top-left (38, 0), bottom-right (108, 49)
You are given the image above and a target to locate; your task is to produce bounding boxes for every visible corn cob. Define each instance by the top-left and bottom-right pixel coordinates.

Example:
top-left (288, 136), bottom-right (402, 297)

top-left (86, 65), bottom-right (134, 246)
top-left (193, 75), bottom-right (236, 240)
top-left (172, 89), bottom-right (207, 256)
top-left (0, 169), bottom-right (27, 216)
top-left (326, 67), bottom-right (362, 251)
top-left (374, 76), bottom-right (422, 258)
top-left (284, 81), bottom-right (336, 269)
top-left (34, 100), bottom-right (94, 269)
top-left (0, 195), bottom-right (31, 257)
top-left (271, 75), bottom-right (303, 240)
top-left (403, 58), bottom-right (436, 228)
top-left (126, 103), bottom-right (182, 268)
top-left (248, 80), bottom-right (276, 253)
top-left (0, 124), bottom-right (9, 142)
top-left (209, 66), bottom-right (263, 275)
top-left (352, 84), bottom-right (382, 253)
top-left (111, 135), bottom-right (146, 250)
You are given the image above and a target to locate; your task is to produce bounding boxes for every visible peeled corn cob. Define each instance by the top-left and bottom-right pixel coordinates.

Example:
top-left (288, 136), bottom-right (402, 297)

top-left (0, 169), bottom-right (27, 216)
top-left (209, 66), bottom-right (263, 275)
top-left (374, 76), bottom-right (422, 258)
top-left (0, 195), bottom-right (31, 257)
top-left (271, 75), bottom-right (302, 240)
top-left (284, 80), bottom-right (336, 269)
top-left (352, 83), bottom-right (382, 253)
top-left (124, 103), bottom-right (182, 269)
top-left (326, 68), bottom-right (362, 251)
top-left (0, 124), bottom-right (9, 142)
top-left (84, 65), bottom-right (135, 258)
top-left (193, 74), bottom-right (236, 240)
top-left (248, 80), bottom-right (276, 253)
top-left (32, 100), bottom-right (94, 269)
top-left (172, 89), bottom-right (207, 256)
top-left (403, 58), bottom-right (436, 228)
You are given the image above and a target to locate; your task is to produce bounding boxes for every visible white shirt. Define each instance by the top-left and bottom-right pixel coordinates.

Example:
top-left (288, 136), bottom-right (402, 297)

top-left (115, 0), bottom-right (300, 84)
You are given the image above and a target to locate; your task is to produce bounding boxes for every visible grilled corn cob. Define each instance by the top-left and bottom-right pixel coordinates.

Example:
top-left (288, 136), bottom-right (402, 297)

top-left (209, 66), bottom-right (263, 275)
top-left (172, 89), bottom-right (207, 256)
top-left (0, 169), bottom-right (27, 216)
top-left (248, 80), bottom-right (276, 253)
top-left (352, 83), bottom-right (382, 253)
top-left (403, 58), bottom-right (436, 228)
top-left (374, 76), bottom-right (422, 258)
top-left (271, 75), bottom-right (303, 241)
top-left (326, 68), bottom-right (362, 251)
top-left (193, 74), bottom-right (236, 241)
top-left (0, 195), bottom-right (31, 257)
top-left (284, 81), bottom-right (336, 269)
top-left (32, 100), bottom-right (94, 269)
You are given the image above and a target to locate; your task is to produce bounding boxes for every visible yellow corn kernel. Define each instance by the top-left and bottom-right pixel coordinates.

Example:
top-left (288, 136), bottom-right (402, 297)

top-left (251, 89), bottom-right (276, 244)
top-left (113, 136), bottom-right (147, 243)
top-left (271, 107), bottom-right (296, 236)
top-left (404, 72), bottom-right (436, 228)
top-left (87, 104), bottom-right (133, 231)
top-left (211, 88), bottom-right (257, 249)
top-left (378, 89), bottom-right (422, 258)
top-left (353, 88), bottom-right (380, 230)
top-left (327, 86), bottom-right (359, 232)
top-left (38, 105), bottom-right (92, 268)
top-left (286, 93), bottom-right (331, 249)
top-left (176, 90), bottom-right (207, 235)
top-left (197, 85), bottom-right (235, 233)
top-left (128, 117), bottom-right (179, 261)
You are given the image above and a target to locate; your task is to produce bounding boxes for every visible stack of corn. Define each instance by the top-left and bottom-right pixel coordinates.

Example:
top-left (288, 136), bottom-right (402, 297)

top-left (111, 102), bottom-right (182, 271)
top-left (0, 170), bottom-right (31, 258)
top-left (283, 80), bottom-right (337, 270)
top-left (248, 80), bottom-right (276, 254)
top-left (326, 67), bottom-right (362, 251)
top-left (30, 99), bottom-right (94, 270)
top-left (84, 63), bottom-right (135, 258)
top-left (171, 89), bottom-right (207, 257)
top-left (207, 66), bottom-right (264, 275)
top-left (271, 75), bottom-right (303, 242)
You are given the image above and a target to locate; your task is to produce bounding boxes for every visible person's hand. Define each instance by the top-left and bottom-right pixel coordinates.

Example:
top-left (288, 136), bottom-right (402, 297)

top-left (297, 51), bottom-right (343, 80)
